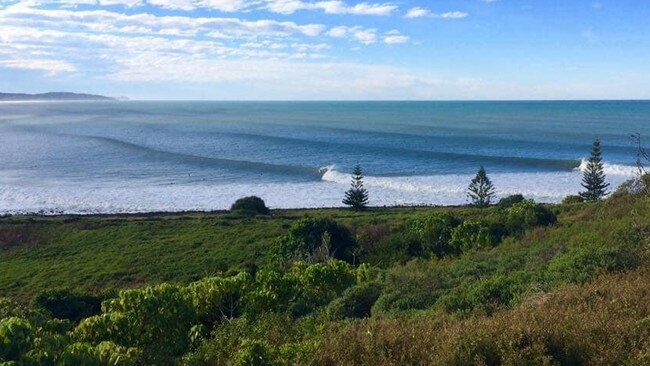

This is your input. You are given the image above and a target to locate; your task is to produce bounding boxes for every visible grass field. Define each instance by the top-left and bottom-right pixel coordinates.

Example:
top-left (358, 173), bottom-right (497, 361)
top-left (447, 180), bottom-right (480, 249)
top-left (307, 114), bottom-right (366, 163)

top-left (0, 207), bottom-right (452, 300)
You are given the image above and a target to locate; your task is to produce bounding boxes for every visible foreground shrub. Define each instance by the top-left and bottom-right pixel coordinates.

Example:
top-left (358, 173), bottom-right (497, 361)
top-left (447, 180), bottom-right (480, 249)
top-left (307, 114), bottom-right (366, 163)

top-left (449, 221), bottom-right (494, 252)
top-left (372, 260), bottom-right (448, 314)
top-left (0, 317), bottom-right (33, 362)
top-left (185, 272), bottom-right (252, 325)
top-left (411, 212), bottom-right (461, 258)
top-left (230, 196), bottom-right (270, 216)
top-left (274, 218), bottom-right (357, 263)
top-left (181, 314), bottom-right (318, 366)
top-left (547, 229), bottom-right (643, 284)
top-left (34, 289), bottom-right (102, 323)
top-left (438, 272), bottom-right (531, 315)
top-left (59, 341), bottom-right (138, 366)
top-left (289, 260), bottom-right (356, 314)
top-left (497, 194), bottom-right (525, 209)
top-left (76, 283), bottom-right (196, 365)
top-left (362, 231), bottom-right (422, 266)
top-left (506, 199), bottom-right (556, 234)
top-left (326, 282), bottom-right (383, 320)
top-left (315, 264), bottom-right (650, 365)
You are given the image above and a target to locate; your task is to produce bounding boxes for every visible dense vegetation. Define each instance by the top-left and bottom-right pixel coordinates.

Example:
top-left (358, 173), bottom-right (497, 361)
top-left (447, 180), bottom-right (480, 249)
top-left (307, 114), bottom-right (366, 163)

top-left (1, 183), bottom-right (649, 365)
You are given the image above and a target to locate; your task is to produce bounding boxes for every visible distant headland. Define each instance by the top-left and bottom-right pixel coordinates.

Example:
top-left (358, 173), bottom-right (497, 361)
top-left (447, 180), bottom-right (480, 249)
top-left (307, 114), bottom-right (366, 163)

top-left (0, 92), bottom-right (117, 101)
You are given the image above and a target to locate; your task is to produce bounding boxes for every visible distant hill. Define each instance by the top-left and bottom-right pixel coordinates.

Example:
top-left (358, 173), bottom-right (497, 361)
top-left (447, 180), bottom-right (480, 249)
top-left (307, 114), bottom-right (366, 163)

top-left (0, 92), bottom-right (115, 101)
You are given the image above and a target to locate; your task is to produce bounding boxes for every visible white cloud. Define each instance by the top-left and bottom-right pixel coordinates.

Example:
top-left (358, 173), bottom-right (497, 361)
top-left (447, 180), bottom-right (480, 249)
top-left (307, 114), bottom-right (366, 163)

top-left (0, 58), bottom-right (77, 73)
top-left (353, 28), bottom-right (376, 44)
top-left (326, 25), bottom-right (348, 38)
top-left (405, 7), bottom-right (467, 19)
top-left (383, 29), bottom-right (408, 44)
top-left (192, 0), bottom-right (249, 12)
top-left (146, 0), bottom-right (196, 10)
top-left (263, 1), bottom-right (397, 15)
top-left (0, 5), bottom-right (327, 38)
top-left (0, 1), bottom-right (431, 99)
top-left (436, 11), bottom-right (467, 19)
top-left (325, 25), bottom-right (378, 44)
top-left (405, 6), bottom-right (427, 18)
top-left (23, 0), bottom-right (399, 14)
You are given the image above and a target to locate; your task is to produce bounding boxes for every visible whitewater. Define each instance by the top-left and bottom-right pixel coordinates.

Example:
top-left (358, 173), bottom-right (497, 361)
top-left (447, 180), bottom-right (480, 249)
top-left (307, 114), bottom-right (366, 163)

top-left (0, 101), bottom-right (647, 214)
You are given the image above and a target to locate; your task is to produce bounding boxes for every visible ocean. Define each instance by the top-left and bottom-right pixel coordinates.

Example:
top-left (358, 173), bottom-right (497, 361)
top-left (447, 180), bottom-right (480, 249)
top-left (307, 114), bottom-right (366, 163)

top-left (0, 101), bottom-right (647, 214)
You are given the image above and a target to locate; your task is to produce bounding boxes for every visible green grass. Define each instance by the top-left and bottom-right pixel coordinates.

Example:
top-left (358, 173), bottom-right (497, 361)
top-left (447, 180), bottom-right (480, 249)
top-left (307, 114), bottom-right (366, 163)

top-left (0, 207), bottom-right (451, 300)
top-left (2, 193), bottom-right (650, 365)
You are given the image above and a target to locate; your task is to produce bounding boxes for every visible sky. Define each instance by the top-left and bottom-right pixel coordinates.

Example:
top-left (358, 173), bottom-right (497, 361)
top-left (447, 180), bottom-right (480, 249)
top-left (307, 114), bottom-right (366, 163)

top-left (0, 0), bottom-right (649, 100)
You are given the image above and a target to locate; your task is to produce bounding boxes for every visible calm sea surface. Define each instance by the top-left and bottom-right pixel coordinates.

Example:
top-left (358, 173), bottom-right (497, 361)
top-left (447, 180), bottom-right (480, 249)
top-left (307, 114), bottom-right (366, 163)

top-left (0, 101), bottom-right (648, 214)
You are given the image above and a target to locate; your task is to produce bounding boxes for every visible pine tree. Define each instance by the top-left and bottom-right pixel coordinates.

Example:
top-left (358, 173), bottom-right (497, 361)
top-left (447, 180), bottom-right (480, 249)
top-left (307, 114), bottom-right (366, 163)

top-left (467, 166), bottom-right (496, 207)
top-left (343, 164), bottom-right (369, 211)
top-left (579, 138), bottom-right (610, 201)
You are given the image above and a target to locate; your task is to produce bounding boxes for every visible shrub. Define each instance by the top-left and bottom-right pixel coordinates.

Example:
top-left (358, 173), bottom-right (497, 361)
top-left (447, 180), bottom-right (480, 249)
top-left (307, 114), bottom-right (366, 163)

top-left (506, 200), bottom-right (556, 234)
top-left (497, 194), bottom-right (525, 209)
top-left (547, 229), bottom-right (642, 284)
top-left (274, 218), bottom-right (357, 263)
top-left (438, 273), bottom-right (530, 314)
top-left (234, 340), bottom-right (276, 366)
top-left (355, 224), bottom-right (392, 260)
top-left (372, 260), bottom-right (447, 314)
top-left (449, 221), bottom-right (494, 252)
top-left (245, 270), bottom-right (298, 317)
top-left (411, 212), bottom-right (461, 258)
top-left (562, 195), bottom-right (585, 204)
top-left (326, 282), bottom-right (383, 320)
top-left (315, 263), bottom-right (650, 366)
top-left (230, 196), bottom-right (270, 215)
top-left (58, 342), bottom-right (138, 366)
top-left (77, 283), bottom-right (196, 364)
top-left (0, 317), bottom-right (33, 361)
top-left (289, 260), bottom-right (356, 314)
top-left (33, 289), bottom-right (102, 323)
top-left (362, 231), bottom-right (422, 266)
top-left (185, 272), bottom-right (252, 325)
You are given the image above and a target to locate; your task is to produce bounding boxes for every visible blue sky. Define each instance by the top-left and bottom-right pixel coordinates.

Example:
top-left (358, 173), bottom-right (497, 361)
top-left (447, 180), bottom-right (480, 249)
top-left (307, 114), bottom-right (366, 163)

top-left (1, 0), bottom-right (649, 100)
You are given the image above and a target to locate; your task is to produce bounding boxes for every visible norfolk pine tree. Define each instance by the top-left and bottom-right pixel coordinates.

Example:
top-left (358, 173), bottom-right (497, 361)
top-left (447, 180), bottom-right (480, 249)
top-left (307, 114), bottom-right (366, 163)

top-left (343, 164), bottom-right (369, 211)
top-left (580, 138), bottom-right (610, 201)
top-left (467, 166), bottom-right (496, 207)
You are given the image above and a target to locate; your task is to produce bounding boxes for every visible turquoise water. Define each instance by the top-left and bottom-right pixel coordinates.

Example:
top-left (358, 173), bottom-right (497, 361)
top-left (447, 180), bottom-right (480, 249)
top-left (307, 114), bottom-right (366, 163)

top-left (0, 101), bottom-right (647, 213)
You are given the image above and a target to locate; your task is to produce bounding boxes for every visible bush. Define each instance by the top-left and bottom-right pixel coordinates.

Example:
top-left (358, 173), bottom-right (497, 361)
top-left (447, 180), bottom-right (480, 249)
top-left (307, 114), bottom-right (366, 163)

top-left (438, 273), bottom-right (530, 315)
top-left (245, 270), bottom-right (298, 317)
top-left (506, 200), bottom-right (556, 234)
top-left (363, 231), bottom-right (422, 267)
top-left (0, 317), bottom-right (33, 361)
top-left (33, 289), bottom-right (102, 323)
top-left (449, 221), bottom-right (494, 252)
top-left (275, 218), bottom-right (357, 263)
top-left (547, 230), bottom-right (642, 284)
top-left (562, 195), bottom-right (585, 204)
top-left (185, 272), bottom-right (252, 325)
top-left (289, 260), bottom-right (356, 313)
top-left (230, 196), bottom-right (270, 216)
top-left (326, 282), bottom-right (383, 320)
top-left (77, 283), bottom-right (196, 365)
top-left (411, 212), bottom-right (461, 258)
top-left (355, 224), bottom-right (392, 260)
top-left (497, 194), bottom-right (525, 209)
top-left (234, 340), bottom-right (276, 366)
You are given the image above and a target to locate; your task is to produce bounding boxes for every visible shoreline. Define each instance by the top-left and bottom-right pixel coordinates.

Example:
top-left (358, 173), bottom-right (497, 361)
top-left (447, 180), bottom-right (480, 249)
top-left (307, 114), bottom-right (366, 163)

top-left (0, 203), bottom-right (480, 219)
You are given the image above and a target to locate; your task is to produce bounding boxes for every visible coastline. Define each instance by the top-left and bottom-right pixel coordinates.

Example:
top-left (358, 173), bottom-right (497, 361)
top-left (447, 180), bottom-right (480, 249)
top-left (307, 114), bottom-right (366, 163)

top-left (0, 203), bottom-right (473, 219)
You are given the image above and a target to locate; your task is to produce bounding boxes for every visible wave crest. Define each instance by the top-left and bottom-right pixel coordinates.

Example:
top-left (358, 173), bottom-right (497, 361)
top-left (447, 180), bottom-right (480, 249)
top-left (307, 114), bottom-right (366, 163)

top-left (576, 159), bottom-right (638, 176)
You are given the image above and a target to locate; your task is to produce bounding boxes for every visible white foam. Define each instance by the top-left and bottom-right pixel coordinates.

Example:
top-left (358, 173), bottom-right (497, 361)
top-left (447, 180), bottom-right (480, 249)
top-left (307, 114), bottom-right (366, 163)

top-left (576, 159), bottom-right (639, 176)
top-left (0, 164), bottom-right (638, 215)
